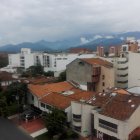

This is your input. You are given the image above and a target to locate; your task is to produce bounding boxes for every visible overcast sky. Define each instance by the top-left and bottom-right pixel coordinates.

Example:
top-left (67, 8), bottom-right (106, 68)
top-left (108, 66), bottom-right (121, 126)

top-left (0, 0), bottom-right (140, 45)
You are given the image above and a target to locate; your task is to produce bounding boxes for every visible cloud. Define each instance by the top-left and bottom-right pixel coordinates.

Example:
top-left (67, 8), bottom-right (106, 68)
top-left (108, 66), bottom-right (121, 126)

top-left (0, 0), bottom-right (140, 45)
top-left (93, 35), bottom-right (103, 40)
top-left (105, 36), bottom-right (114, 39)
top-left (80, 37), bottom-right (90, 44)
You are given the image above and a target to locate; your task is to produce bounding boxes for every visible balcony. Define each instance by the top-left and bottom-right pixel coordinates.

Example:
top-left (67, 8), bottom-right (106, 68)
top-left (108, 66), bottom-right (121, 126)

top-left (117, 73), bottom-right (128, 77)
top-left (117, 80), bottom-right (128, 84)
top-left (117, 67), bottom-right (128, 70)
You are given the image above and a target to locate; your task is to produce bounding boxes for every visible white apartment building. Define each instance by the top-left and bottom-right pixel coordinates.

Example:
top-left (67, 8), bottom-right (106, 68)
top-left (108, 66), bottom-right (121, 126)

top-left (8, 48), bottom-right (96, 76)
top-left (100, 56), bottom-right (128, 89)
top-left (8, 48), bottom-right (43, 69)
top-left (113, 57), bottom-right (128, 89)
top-left (128, 52), bottom-right (140, 87)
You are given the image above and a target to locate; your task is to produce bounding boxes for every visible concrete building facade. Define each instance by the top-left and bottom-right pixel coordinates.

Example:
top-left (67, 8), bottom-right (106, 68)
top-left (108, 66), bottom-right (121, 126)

top-left (66, 58), bottom-right (115, 92)
top-left (128, 52), bottom-right (140, 87)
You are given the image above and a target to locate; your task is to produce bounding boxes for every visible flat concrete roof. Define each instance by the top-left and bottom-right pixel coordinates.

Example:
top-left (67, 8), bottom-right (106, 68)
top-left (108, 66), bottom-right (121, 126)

top-left (127, 87), bottom-right (140, 95)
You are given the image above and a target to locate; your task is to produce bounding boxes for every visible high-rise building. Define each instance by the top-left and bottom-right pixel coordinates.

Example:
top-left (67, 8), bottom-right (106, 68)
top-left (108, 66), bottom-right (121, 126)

top-left (97, 46), bottom-right (104, 57)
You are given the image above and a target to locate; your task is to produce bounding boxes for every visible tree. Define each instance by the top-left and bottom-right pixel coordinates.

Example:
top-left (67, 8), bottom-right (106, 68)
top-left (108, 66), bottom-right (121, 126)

top-left (132, 136), bottom-right (140, 140)
top-left (58, 71), bottom-right (66, 82)
top-left (104, 51), bottom-right (109, 57)
top-left (0, 96), bottom-right (8, 117)
top-left (4, 82), bottom-right (28, 105)
top-left (0, 55), bottom-right (8, 68)
top-left (44, 71), bottom-right (54, 77)
top-left (26, 65), bottom-right (44, 76)
top-left (44, 108), bottom-right (67, 137)
top-left (0, 81), bottom-right (2, 92)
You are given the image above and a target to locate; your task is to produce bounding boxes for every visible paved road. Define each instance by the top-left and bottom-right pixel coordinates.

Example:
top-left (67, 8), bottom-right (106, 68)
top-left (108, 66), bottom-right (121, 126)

top-left (0, 117), bottom-right (33, 140)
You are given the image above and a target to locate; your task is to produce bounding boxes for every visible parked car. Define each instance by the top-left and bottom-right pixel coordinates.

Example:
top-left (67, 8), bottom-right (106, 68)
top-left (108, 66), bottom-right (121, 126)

top-left (21, 110), bottom-right (39, 121)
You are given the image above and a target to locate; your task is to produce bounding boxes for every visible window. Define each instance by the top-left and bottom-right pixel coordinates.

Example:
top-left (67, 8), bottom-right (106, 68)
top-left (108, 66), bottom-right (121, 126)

top-left (73, 114), bottom-right (81, 122)
top-left (63, 58), bottom-right (67, 60)
top-left (20, 59), bottom-right (24, 62)
top-left (20, 56), bottom-right (24, 59)
top-left (99, 119), bottom-right (117, 133)
top-left (46, 104), bottom-right (52, 110)
top-left (73, 126), bottom-right (81, 132)
top-left (41, 103), bottom-right (45, 108)
top-left (102, 75), bottom-right (105, 80)
top-left (47, 56), bottom-right (49, 59)
top-left (32, 95), bottom-right (34, 101)
top-left (123, 47), bottom-right (127, 52)
top-left (21, 63), bottom-right (25, 67)
top-left (102, 82), bottom-right (105, 86)
top-left (79, 61), bottom-right (84, 65)
top-left (57, 58), bottom-right (62, 60)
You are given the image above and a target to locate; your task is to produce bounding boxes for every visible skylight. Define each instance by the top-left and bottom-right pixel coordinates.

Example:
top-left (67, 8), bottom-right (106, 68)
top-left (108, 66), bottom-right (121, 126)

top-left (62, 90), bottom-right (74, 96)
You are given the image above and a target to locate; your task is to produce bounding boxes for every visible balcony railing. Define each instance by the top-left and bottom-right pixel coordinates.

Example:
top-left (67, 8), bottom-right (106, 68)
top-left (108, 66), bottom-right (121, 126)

top-left (117, 67), bottom-right (128, 70)
top-left (117, 74), bottom-right (128, 77)
top-left (117, 80), bottom-right (128, 84)
top-left (99, 123), bottom-right (117, 133)
top-left (117, 60), bottom-right (128, 64)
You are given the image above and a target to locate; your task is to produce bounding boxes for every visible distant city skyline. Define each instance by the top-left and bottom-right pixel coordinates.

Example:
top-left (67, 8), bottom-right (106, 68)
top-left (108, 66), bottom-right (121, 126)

top-left (0, 0), bottom-right (140, 45)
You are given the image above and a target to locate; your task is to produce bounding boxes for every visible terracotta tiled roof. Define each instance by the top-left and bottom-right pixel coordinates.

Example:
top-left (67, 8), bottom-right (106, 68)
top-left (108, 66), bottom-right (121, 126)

top-left (69, 89), bottom-right (94, 101)
top-left (81, 58), bottom-right (113, 68)
top-left (0, 71), bottom-right (15, 81)
top-left (28, 81), bottom-right (95, 109)
top-left (86, 91), bottom-right (140, 121)
top-left (100, 94), bottom-right (140, 120)
top-left (40, 90), bottom-right (94, 110)
top-left (28, 81), bottom-right (74, 98)
top-left (40, 92), bottom-right (74, 110)
top-left (88, 92), bottom-right (111, 108)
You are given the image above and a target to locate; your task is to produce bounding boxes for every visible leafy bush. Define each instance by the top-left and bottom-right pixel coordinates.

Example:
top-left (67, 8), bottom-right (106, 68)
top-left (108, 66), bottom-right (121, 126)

top-left (6, 104), bottom-right (19, 116)
top-left (132, 136), bottom-right (140, 140)
top-left (44, 71), bottom-right (54, 77)
top-left (58, 129), bottom-right (79, 140)
top-left (58, 71), bottom-right (66, 81)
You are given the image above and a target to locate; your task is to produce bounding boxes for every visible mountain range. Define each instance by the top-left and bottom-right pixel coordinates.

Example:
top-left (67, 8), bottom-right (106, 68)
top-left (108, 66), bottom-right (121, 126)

top-left (0, 31), bottom-right (140, 52)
